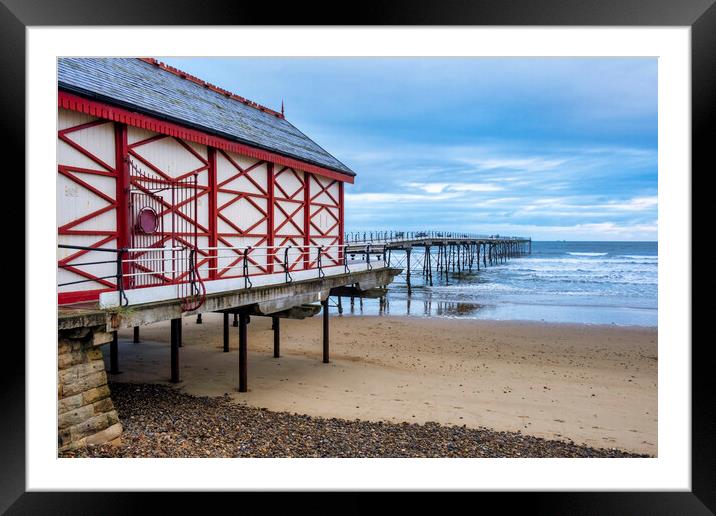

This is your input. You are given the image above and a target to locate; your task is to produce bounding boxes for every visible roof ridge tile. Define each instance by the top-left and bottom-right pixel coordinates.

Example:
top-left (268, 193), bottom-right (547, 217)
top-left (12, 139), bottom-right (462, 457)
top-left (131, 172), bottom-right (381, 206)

top-left (138, 57), bottom-right (285, 119)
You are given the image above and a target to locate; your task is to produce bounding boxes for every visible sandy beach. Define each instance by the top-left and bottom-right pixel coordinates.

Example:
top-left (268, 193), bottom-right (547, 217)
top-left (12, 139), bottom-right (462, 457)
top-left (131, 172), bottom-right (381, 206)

top-left (106, 313), bottom-right (657, 456)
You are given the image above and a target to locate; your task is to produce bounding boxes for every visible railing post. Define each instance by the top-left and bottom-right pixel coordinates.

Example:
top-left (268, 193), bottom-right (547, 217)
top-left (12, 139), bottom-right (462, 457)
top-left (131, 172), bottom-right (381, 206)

top-left (243, 247), bottom-right (252, 289)
top-left (116, 248), bottom-right (128, 307)
top-left (343, 245), bottom-right (350, 274)
top-left (284, 246), bottom-right (293, 283)
top-left (317, 245), bottom-right (325, 278)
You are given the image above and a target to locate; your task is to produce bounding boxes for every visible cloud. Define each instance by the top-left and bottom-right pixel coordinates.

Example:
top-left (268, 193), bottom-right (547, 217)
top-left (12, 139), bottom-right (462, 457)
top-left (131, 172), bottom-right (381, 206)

top-left (457, 156), bottom-right (569, 173)
top-left (405, 182), bottom-right (504, 194)
top-left (345, 192), bottom-right (462, 204)
top-left (515, 196), bottom-right (658, 215)
top-left (603, 196), bottom-right (658, 211)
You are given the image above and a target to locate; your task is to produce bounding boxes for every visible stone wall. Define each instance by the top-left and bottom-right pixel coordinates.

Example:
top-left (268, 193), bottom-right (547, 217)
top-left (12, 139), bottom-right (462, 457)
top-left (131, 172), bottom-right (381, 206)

top-left (58, 325), bottom-right (122, 452)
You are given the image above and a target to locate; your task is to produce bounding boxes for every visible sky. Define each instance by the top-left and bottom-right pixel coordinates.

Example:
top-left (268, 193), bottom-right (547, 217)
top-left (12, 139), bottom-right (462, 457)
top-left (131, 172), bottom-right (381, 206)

top-left (163, 57), bottom-right (657, 241)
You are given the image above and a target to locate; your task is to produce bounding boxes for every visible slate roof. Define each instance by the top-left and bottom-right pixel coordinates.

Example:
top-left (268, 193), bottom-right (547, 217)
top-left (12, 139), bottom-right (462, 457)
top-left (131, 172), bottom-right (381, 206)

top-left (57, 58), bottom-right (355, 176)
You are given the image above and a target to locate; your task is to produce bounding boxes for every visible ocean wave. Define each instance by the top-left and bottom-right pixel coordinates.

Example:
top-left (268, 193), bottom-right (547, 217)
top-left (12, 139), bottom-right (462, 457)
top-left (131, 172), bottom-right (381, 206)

top-left (567, 252), bottom-right (608, 256)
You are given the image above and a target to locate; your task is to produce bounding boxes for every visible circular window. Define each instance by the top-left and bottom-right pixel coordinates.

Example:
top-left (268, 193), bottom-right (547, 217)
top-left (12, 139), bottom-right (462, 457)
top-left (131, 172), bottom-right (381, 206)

top-left (136, 207), bottom-right (159, 235)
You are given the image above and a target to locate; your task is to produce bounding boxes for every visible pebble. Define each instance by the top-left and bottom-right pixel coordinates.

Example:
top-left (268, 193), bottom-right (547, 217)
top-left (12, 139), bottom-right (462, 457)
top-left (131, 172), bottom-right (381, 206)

top-left (60, 383), bottom-right (649, 459)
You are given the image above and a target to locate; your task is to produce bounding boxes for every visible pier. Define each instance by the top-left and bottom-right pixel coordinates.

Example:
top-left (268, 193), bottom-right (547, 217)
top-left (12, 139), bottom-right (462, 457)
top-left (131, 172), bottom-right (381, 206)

top-left (345, 231), bottom-right (531, 293)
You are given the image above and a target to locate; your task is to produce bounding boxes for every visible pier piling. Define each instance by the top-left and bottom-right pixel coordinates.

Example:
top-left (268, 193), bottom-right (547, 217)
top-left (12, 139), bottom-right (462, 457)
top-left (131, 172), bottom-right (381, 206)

top-left (133, 326), bottom-right (140, 344)
top-left (322, 299), bottom-right (330, 364)
top-left (238, 313), bottom-right (248, 392)
top-left (177, 317), bottom-right (183, 347)
top-left (110, 331), bottom-right (120, 374)
top-left (273, 316), bottom-right (280, 358)
top-left (406, 247), bottom-right (412, 294)
top-left (223, 312), bottom-right (230, 352)
top-left (170, 318), bottom-right (180, 383)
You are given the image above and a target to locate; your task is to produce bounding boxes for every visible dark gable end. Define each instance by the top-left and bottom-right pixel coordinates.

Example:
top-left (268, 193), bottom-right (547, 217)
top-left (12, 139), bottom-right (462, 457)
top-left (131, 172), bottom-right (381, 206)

top-left (57, 58), bottom-right (355, 177)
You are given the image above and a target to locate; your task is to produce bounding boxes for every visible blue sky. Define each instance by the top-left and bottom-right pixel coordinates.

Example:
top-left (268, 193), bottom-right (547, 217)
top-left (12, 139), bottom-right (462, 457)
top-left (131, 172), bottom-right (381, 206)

top-left (163, 57), bottom-right (657, 241)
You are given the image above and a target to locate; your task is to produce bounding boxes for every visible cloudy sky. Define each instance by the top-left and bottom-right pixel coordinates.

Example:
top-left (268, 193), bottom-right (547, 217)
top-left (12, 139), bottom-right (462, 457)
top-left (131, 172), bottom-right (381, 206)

top-left (163, 57), bottom-right (657, 241)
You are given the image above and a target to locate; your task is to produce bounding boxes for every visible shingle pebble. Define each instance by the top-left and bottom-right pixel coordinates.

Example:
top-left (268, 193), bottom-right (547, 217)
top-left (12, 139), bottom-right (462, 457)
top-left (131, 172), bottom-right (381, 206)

top-left (60, 383), bottom-right (649, 458)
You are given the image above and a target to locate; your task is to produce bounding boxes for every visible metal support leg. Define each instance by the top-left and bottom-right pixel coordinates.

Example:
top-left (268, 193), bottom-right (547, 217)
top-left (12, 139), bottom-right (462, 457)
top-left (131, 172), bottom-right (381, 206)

top-left (322, 299), bottom-right (329, 364)
top-left (177, 317), bottom-right (183, 347)
top-left (273, 316), bottom-right (280, 358)
top-left (110, 331), bottom-right (120, 374)
top-left (239, 313), bottom-right (248, 392)
top-left (406, 247), bottom-right (412, 295)
top-left (170, 318), bottom-right (180, 383)
top-left (196, 313), bottom-right (202, 324)
top-left (233, 313), bottom-right (239, 327)
top-left (223, 312), bottom-right (230, 352)
top-left (133, 326), bottom-right (140, 344)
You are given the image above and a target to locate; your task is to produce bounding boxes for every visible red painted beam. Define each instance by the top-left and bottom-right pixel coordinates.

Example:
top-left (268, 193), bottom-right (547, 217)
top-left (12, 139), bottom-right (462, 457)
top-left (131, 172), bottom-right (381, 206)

top-left (207, 147), bottom-right (218, 280)
top-left (267, 163), bottom-right (275, 274)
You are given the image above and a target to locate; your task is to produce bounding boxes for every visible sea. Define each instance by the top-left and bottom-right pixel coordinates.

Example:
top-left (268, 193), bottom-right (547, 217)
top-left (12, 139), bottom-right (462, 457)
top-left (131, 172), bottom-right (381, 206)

top-left (341, 241), bottom-right (657, 327)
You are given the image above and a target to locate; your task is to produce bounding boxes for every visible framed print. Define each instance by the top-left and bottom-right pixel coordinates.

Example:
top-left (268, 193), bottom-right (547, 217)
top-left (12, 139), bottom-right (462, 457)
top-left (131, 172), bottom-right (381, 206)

top-left (4, 0), bottom-right (712, 512)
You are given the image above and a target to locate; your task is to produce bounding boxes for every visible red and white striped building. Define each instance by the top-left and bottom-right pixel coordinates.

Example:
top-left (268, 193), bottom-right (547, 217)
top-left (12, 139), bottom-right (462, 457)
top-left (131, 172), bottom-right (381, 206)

top-left (57, 58), bottom-right (356, 310)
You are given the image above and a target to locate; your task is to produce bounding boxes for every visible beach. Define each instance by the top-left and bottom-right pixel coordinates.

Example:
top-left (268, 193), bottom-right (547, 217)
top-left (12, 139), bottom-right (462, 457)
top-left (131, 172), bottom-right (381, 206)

top-left (98, 313), bottom-right (657, 456)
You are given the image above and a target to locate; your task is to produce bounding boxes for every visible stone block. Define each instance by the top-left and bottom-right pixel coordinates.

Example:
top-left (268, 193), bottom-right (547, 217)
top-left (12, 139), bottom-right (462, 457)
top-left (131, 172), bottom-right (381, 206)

top-left (71, 413), bottom-right (113, 441)
top-left (60, 371), bottom-right (108, 398)
top-left (84, 422), bottom-right (123, 446)
top-left (58, 361), bottom-right (106, 385)
top-left (81, 385), bottom-right (110, 406)
top-left (61, 327), bottom-right (91, 340)
top-left (58, 428), bottom-right (72, 449)
top-left (58, 347), bottom-right (104, 370)
top-left (91, 331), bottom-right (114, 347)
top-left (59, 404), bottom-right (95, 430)
top-left (58, 392), bottom-right (84, 414)
top-left (92, 397), bottom-right (115, 415)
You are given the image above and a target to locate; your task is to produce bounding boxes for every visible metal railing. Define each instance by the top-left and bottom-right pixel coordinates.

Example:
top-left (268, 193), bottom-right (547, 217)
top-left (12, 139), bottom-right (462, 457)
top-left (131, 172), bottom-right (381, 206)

top-left (344, 230), bottom-right (530, 244)
top-left (58, 242), bottom-right (390, 308)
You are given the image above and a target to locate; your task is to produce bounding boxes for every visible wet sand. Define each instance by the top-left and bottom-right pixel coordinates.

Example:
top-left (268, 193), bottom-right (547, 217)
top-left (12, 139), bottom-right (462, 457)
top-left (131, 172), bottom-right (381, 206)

top-left (109, 314), bottom-right (657, 455)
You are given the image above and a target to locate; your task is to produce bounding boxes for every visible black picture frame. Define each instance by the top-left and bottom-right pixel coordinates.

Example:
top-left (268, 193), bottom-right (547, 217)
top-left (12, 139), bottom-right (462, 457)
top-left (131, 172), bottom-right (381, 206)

top-left (4, 0), bottom-right (710, 512)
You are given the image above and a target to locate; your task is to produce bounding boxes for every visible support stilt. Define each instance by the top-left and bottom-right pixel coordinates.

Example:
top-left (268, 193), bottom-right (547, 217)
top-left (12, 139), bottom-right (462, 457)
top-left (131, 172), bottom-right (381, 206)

top-left (177, 317), bottom-right (183, 347)
top-left (170, 318), bottom-right (180, 383)
top-left (196, 313), bottom-right (202, 324)
top-left (233, 313), bottom-right (239, 327)
top-left (273, 316), bottom-right (280, 358)
top-left (133, 326), bottom-right (140, 344)
top-left (110, 331), bottom-right (120, 374)
top-left (322, 299), bottom-right (330, 364)
top-left (405, 247), bottom-right (412, 295)
top-left (223, 312), bottom-right (230, 352)
top-left (238, 313), bottom-right (248, 392)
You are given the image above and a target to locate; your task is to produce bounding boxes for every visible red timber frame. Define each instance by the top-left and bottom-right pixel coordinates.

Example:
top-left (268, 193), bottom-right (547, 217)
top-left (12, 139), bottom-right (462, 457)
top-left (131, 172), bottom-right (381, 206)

top-left (57, 117), bottom-right (121, 305)
top-left (126, 132), bottom-right (212, 285)
top-left (215, 150), bottom-right (270, 278)
top-left (58, 91), bottom-right (350, 305)
top-left (308, 175), bottom-right (342, 268)
top-left (273, 166), bottom-right (309, 272)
